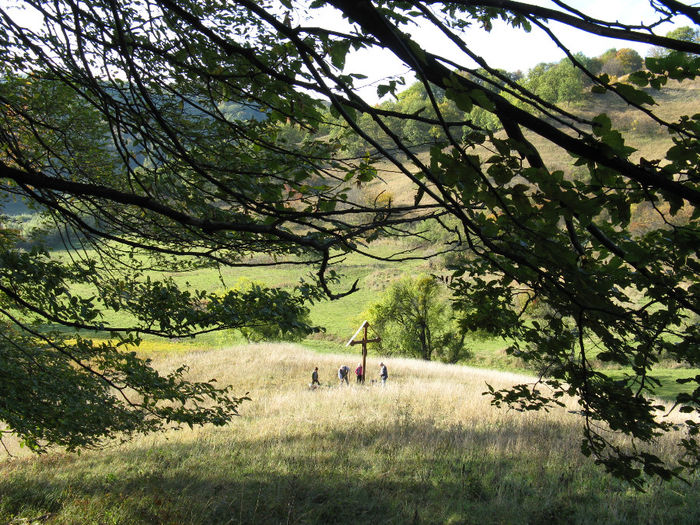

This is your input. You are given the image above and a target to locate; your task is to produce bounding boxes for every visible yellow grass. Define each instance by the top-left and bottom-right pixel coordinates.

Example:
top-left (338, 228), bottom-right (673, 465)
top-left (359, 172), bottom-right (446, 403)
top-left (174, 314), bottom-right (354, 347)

top-left (158, 343), bottom-right (689, 456)
top-left (1, 344), bottom-right (697, 524)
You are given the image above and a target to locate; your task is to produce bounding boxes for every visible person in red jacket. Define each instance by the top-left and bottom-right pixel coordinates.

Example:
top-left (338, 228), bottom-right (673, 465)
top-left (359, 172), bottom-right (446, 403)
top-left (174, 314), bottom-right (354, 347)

top-left (355, 363), bottom-right (363, 384)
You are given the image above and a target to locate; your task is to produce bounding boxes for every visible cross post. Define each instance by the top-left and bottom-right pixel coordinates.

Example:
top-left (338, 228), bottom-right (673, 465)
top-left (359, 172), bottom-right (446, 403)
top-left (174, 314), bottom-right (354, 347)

top-left (345, 320), bottom-right (381, 383)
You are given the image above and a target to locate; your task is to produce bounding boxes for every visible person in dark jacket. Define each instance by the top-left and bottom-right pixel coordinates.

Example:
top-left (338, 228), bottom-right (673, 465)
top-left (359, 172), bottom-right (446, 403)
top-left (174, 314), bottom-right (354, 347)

top-left (379, 362), bottom-right (388, 386)
top-left (338, 365), bottom-right (350, 385)
top-left (311, 366), bottom-right (320, 386)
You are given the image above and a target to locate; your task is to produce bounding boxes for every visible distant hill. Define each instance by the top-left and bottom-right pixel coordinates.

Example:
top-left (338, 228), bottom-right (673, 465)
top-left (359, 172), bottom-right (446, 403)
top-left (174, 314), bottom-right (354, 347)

top-left (362, 77), bottom-right (700, 208)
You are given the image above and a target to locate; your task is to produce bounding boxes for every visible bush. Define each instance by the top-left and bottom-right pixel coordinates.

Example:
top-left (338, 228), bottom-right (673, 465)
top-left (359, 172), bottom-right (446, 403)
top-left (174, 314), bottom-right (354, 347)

top-left (224, 278), bottom-right (313, 343)
top-left (365, 274), bottom-right (471, 363)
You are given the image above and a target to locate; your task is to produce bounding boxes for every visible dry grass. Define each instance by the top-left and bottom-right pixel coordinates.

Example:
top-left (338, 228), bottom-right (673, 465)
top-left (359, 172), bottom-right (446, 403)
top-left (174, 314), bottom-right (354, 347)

top-left (1, 343), bottom-right (698, 524)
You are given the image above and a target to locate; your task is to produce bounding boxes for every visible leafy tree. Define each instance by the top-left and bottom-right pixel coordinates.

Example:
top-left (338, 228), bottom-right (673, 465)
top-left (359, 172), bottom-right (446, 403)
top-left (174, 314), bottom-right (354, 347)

top-left (524, 57), bottom-right (588, 103)
top-left (366, 275), bottom-right (469, 363)
top-left (0, 0), bottom-right (699, 487)
top-left (599, 48), bottom-right (644, 77)
top-left (649, 26), bottom-right (700, 58)
top-left (229, 279), bottom-right (314, 343)
top-left (667, 25), bottom-right (700, 42)
top-left (390, 82), bottom-right (433, 143)
top-left (616, 48), bottom-right (644, 73)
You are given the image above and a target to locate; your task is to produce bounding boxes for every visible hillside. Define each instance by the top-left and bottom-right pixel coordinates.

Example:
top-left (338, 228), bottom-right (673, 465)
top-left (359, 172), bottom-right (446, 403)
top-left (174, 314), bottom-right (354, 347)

top-left (3, 79), bottom-right (696, 391)
top-left (0, 343), bottom-right (698, 524)
top-left (362, 78), bottom-right (700, 207)
top-left (1, 6), bottom-right (698, 518)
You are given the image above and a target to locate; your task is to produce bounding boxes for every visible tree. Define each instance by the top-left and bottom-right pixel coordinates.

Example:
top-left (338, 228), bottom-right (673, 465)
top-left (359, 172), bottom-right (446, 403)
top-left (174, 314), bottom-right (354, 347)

top-left (667, 25), bottom-right (700, 42)
top-left (524, 57), bottom-right (588, 103)
top-left (615, 48), bottom-right (644, 74)
top-left (599, 48), bottom-right (645, 77)
top-left (366, 275), bottom-right (469, 363)
top-left (649, 26), bottom-right (700, 58)
top-left (0, 0), bottom-right (698, 486)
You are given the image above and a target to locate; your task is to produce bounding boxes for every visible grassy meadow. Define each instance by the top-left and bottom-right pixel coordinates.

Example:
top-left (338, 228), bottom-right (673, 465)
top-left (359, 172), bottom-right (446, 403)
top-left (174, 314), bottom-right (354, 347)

top-left (1, 343), bottom-right (698, 524)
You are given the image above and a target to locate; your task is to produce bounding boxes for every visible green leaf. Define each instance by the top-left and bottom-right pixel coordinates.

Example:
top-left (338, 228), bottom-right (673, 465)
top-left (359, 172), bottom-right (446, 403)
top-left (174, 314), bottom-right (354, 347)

top-left (614, 83), bottom-right (656, 106)
top-left (592, 114), bottom-right (612, 136)
top-left (469, 88), bottom-right (495, 111)
top-left (445, 88), bottom-right (473, 112)
top-left (628, 71), bottom-right (649, 87)
top-left (377, 83), bottom-right (392, 99)
top-left (329, 40), bottom-right (351, 70)
top-left (488, 164), bottom-right (513, 185)
top-left (666, 144), bottom-right (696, 162)
top-left (645, 57), bottom-right (662, 74)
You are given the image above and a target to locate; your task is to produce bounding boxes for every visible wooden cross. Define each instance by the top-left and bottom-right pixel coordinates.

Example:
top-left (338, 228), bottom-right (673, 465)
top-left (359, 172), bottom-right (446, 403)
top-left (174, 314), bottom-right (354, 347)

top-left (345, 320), bottom-right (381, 383)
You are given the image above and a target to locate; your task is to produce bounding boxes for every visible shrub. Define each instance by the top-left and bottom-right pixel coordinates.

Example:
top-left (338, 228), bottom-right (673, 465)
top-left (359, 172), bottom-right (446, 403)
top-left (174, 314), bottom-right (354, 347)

top-left (365, 274), bottom-right (471, 363)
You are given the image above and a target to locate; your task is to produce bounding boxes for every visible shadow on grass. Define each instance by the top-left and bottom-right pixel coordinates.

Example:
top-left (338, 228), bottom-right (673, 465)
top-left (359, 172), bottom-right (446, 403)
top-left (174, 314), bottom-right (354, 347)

top-left (1, 419), bottom-right (698, 525)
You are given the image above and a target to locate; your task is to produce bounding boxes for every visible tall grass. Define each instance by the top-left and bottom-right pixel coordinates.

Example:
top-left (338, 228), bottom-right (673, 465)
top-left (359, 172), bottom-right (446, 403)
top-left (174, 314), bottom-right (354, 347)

top-left (1, 343), bottom-right (697, 524)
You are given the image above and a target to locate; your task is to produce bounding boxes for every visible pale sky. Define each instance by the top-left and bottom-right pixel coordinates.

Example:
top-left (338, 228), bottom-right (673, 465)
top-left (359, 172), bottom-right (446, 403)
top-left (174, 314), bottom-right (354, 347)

top-left (324, 0), bottom-right (688, 102)
top-left (5, 0), bottom-right (692, 104)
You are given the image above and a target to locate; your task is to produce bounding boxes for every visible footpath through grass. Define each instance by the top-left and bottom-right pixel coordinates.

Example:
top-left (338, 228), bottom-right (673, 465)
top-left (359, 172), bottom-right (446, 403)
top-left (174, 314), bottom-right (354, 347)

top-left (1, 343), bottom-right (698, 525)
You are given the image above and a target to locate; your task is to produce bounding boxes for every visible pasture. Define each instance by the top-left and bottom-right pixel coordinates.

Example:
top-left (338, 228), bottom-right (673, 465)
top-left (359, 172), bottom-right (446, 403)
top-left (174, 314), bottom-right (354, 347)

top-left (1, 343), bottom-right (698, 524)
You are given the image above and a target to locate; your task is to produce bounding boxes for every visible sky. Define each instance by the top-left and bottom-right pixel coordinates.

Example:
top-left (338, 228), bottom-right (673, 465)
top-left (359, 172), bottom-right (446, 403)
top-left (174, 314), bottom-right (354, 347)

top-left (5, 0), bottom-right (692, 104)
top-left (316, 0), bottom-right (689, 103)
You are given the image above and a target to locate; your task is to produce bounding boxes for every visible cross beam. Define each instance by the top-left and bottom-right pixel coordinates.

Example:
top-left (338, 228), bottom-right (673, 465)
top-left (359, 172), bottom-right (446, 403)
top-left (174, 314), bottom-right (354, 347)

top-left (345, 320), bottom-right (381, 383)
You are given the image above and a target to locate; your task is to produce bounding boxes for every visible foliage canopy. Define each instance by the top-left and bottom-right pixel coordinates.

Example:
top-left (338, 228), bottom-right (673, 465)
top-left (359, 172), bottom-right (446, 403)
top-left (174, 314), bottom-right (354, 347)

top-left (0, 0), bottom-right (699, 486)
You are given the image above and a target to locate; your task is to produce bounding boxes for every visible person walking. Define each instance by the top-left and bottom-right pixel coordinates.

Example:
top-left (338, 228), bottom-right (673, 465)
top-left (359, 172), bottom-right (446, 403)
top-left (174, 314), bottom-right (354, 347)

top-left (311, 366), bottom-right (320, 387)
top-left (338, 365), bottom-right (350, 386)
top-left (355, 363), bottom-right (363, 384)
top-left (379, 362), bottom-right (388, 386)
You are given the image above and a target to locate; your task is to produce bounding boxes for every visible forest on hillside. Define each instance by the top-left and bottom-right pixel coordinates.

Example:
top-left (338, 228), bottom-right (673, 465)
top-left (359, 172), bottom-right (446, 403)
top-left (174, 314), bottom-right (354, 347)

top-left (4, 42), bottom-right (694, 244)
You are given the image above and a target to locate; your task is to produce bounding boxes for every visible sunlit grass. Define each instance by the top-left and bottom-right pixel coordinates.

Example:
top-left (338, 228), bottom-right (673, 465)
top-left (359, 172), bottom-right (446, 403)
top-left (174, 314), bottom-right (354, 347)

top-left (1, 343), bottom-right (698, 524)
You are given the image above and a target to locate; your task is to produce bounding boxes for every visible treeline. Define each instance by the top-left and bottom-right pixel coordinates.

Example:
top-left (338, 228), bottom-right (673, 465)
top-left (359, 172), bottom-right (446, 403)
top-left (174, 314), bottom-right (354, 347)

top-left (315, 47), bottom-right (650, 156)
top-left (311, 26), bottom-right (699, 156)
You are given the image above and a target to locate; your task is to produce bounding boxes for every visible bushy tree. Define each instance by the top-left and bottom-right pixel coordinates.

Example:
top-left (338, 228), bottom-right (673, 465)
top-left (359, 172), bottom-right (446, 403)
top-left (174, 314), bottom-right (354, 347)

top-left (366, 275), bottom-right (469, 363)
top-left (524, 57), bottom-right (587, 103)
